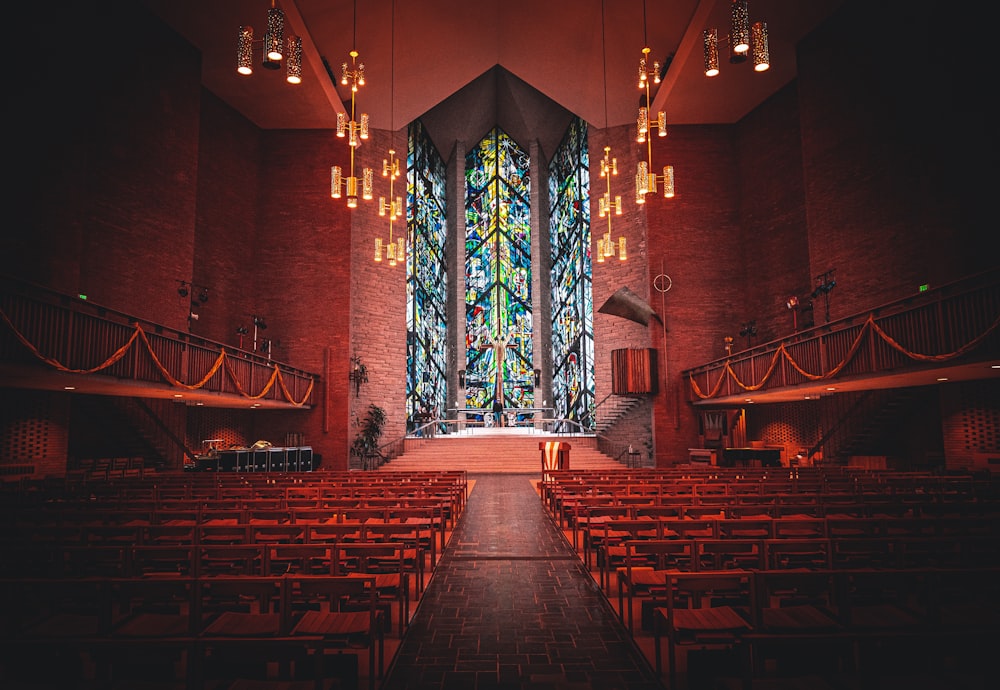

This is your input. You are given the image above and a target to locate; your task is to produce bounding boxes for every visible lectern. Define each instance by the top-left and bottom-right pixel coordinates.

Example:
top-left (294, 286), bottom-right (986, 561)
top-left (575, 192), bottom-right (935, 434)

top-left (540, 441), bottom-right (571, 480)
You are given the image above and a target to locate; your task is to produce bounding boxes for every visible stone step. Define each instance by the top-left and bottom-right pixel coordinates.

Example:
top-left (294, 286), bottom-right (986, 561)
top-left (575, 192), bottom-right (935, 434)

top-left (382, 433), bottom-right (623, 474)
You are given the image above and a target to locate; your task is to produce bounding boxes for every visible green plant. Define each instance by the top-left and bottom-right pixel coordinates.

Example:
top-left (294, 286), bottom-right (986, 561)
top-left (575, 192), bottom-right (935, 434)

top-left (351, 403), bottom-right (387, 458)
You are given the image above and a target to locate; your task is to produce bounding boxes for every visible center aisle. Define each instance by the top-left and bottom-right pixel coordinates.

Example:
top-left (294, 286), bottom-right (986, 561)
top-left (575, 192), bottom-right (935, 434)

top-left (381, 473), bottom-right (664, 689)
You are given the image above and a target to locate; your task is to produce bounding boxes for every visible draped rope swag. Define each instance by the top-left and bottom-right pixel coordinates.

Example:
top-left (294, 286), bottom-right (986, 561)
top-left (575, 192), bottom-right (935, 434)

top-left (689, 312), bottom-right (1000, 400)
top-left (0, 309), bottom-right (315, 406)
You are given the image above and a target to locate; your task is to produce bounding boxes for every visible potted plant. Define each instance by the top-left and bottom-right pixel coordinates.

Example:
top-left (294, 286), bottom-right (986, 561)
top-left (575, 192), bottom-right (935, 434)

top-left (351, 403), bottom-right (387, 465)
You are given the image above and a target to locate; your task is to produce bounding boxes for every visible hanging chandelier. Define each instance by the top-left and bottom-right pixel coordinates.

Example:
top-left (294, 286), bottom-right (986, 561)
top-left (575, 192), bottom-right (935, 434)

top-left (596, 0), bottom-right (625, 263)
top-left (597, 146), bottom-right (625, 262)
top-left (236, 1), bottom-right (302, 85)
top-left (634, 2), bottom-right (674, 204)
top-left (703, 0), bottom-right (769, 77)
top-left (374, 0), bottom-right (405, 266)
top-left (375, 149), bottom-right (405, 265)
top-left (330, 1), bottom-right (372, 209)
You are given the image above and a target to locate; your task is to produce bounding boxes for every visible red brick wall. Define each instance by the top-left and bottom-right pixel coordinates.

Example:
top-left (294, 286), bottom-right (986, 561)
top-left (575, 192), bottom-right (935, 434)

top-left (0, 392), bottom-right (70, 478)
top-left (590, 125), bottom-right (653, 429)
top-left (645, 125), bottom-right (743, 464)
top-left (796, 0), bottom-right (995, 319)
top-left (346, 127), bottom-right (410, 448)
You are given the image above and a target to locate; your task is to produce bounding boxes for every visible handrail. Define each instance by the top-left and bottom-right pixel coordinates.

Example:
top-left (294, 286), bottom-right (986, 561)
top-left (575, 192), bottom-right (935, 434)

top-left (0, 274), bottom-right (319, 406)
top-left (683, 268), bottom-right (1000, 401)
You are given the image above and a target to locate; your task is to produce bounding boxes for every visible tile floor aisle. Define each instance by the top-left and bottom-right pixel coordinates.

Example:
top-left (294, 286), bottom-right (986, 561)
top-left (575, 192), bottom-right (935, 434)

top-left (380, 473), bottom-right (664, 690)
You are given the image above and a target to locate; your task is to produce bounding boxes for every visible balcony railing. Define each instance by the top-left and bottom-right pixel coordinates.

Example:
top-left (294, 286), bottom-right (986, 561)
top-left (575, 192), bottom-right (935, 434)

top-left (0, 276), bottom-right (317, 407)
top-left (683, 269), bottom-right (1000, 402)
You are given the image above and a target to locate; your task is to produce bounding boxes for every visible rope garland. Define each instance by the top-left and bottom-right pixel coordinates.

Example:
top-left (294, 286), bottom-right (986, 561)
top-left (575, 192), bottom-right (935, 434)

top-left (1, 308), bottom-right (314, 406)
top-left (689, 312), bottom-right (1000, 400)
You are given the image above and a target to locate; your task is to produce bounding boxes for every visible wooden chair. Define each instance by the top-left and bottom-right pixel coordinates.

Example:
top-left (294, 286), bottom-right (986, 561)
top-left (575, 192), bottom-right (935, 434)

top-left (198, 543), bottom-right (268, 577)
top-left (363, 521), bottom-right (427, 596)
top-left (764, 538), bottom-right (832, 570)
top-left (93, 575), bottom-right (194, 686)
top-left (250, 523), bottom-right (307, 545)
top-left (131, 544), bottom-right (198, 577)
top-left (285, 574), bottom-right (384, 689)
top-left (592, 518), bottom-right (662, 591)
top-left (616, 538), bottom-right (696, 633)
top-left (333, 542), bottom-right (410, 638)
top-left (717, 518), bottom-right (773, 540)
top-left (652, 571), bottom-right (755, 686)
top-left (194, 576), bottom-right (304, 688)
top-left (267, 543), bottom-right (336, 576)
top-left (695, 538), bottom-right (765, 571)
top-left (305, 522), bottom-right (363, 545)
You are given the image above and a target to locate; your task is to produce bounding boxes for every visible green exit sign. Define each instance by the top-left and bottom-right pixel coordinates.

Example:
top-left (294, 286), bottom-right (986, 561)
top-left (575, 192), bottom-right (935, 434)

top-left (918, 284), bottom-right (929, 292)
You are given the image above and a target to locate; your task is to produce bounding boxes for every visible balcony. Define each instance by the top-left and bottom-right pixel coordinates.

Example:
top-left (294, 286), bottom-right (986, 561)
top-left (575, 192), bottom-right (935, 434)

top-left (682, 270), bottom-right (1000, 405)
top-left (0, 277), bottom-right (318, 409)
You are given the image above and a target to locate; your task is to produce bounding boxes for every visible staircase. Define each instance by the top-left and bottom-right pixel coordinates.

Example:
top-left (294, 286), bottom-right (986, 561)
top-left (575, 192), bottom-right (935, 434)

top-left (593, 395), bottom-right (644, 435)
top-left (382, 430), bottom-right (624, 474)
top-left (834, 388), bottom-right (922, 460)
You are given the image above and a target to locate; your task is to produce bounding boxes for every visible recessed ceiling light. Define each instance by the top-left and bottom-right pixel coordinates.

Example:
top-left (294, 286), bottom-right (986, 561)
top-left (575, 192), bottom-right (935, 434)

top-left (992, 364), bottom-right (1000, 369)
top-left (64, 386), bottom-right (75, 390)
top-left (936, 377), bottom-right (948, 382)
top-left (173, 393), bottom-right (184, 398)
top-left (826, 387), bottom-right (836, 391)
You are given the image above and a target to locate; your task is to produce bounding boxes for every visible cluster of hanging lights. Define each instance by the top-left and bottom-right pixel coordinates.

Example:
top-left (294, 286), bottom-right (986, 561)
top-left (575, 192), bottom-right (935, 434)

top-left (236, 1), bottom-right (302, 85)
top-left (703, 0), bottom-right (769, 77)
top-left (373, 0), bottom-right (405, 266)
top-left (375, 149), bottom-right (405, 265)
top-left (597, 146), bottom-right (625, 263)
top-left (331, 47), bottom-right (373, 209)
top-left (596, 0), bottom-right (625, 262)
top-left (634, 45), bottom-right (674, 204)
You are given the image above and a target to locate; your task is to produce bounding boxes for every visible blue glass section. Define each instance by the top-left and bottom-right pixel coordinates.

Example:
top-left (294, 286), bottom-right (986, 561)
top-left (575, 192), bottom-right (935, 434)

top-left (406, 120), bottom-right (448, 429)
top-left (548, 118), bottom-right (595, 427)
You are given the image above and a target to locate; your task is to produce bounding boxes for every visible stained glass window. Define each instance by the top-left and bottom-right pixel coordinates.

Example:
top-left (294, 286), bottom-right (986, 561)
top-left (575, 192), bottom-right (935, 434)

top-left (548, 117), bottom-right (595, 426)
top-left (464, 128), bottom-right (533, 414)
top-left (406, 120), bottom-right (448, 428)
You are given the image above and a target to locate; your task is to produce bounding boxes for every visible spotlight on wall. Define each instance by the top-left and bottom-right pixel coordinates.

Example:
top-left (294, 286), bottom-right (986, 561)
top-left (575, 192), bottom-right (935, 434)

top-left (786, 295), bottom-right (799, 331)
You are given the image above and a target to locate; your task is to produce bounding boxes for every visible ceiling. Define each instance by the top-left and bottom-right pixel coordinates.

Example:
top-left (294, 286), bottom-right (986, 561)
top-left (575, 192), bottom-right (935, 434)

top-left (142, 0), bottom-right (847, 133)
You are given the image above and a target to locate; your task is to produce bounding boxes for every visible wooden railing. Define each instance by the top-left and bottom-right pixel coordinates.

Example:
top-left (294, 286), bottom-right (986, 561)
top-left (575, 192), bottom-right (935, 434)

top-left (683, 269), bottom-right (1000, 402)
top-left (0, 276), bottom-right (318, 406)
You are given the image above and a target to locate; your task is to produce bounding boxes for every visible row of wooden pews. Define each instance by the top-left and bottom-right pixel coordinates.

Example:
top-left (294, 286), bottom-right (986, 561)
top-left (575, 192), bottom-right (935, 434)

top-left (0, 469), bottom-right (468, 689)
top-left (541, 466), bottom-right (1000, 686)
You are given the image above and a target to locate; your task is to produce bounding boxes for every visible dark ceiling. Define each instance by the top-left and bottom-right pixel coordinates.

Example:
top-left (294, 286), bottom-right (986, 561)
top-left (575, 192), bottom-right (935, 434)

top-left (142, 0), bottom-right (847, 133)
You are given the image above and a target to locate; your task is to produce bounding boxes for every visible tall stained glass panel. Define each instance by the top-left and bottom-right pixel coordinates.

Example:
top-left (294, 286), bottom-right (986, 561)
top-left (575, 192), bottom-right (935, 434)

top-left (548, 118), bottom-right (595, 426)
top-left (464, 128), bottom-right (533, 413)
top-left (406, 120), bottom-right (448, 426)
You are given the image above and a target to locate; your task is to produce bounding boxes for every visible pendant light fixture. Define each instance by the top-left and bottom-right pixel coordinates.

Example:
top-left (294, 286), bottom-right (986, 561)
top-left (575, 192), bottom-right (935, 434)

top-left (635, 0), bottom-right (674, 204)
top-left (236, 1), bottom-right (302, 85)
top-left (703, 0), bottom-right (769, 77)
top-left (374, 0), bottom-right (405, 266)
top-left (597, 0), bottom-right (625, 263)
top-left (330, 0), bottom-right (373, 209)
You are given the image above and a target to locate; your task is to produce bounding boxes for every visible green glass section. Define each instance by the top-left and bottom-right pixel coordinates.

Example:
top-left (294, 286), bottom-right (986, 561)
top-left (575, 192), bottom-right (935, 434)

top-left (464, 128), bottom-right (533, 413)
